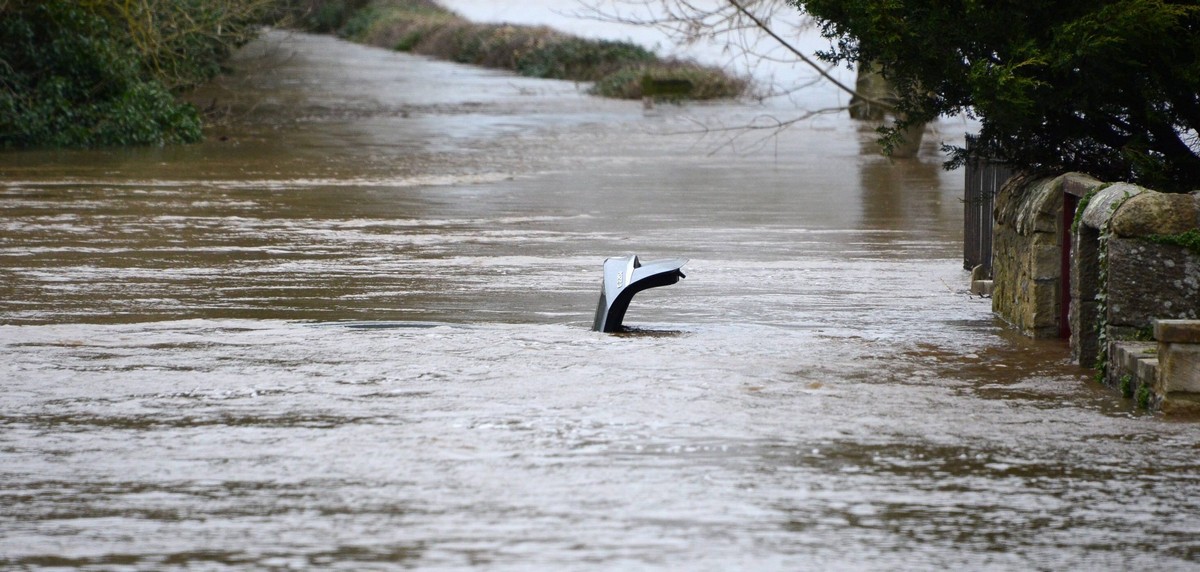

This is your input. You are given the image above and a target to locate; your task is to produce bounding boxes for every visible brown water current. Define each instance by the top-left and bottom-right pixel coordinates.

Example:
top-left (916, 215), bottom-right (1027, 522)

top-left (2, 30), bottom-right (1199, 571)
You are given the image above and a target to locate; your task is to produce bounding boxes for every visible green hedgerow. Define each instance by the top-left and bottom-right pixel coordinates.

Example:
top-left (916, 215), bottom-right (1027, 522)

top-left (327, 0), bottom-right (744, 102)
top-left (591, 62), bottom-right (748, 101)
top-left (515, 38), bottom-right (655, 81)
top-left (0, 0), bottom-right (266, 148)
top-left (0, 2), bottom-right (203, 148)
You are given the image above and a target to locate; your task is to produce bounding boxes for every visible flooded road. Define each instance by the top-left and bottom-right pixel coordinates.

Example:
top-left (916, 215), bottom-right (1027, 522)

top-left (2, 29), bottom-right (1199, 570)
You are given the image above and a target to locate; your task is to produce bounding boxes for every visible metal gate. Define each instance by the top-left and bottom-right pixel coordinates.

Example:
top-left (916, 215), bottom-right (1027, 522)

top-left (963, 138), bottom-right (1017, 275)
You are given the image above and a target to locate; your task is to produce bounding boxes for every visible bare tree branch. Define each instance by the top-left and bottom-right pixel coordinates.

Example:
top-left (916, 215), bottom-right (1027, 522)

top-left (571, 0), bottom-right (923, 156)
top-left (642, 105), bottom-right (845, 156)
top-left (571, 0), bottom-right (892, 109)
top-left (724, 0), bottom-right (889, 109)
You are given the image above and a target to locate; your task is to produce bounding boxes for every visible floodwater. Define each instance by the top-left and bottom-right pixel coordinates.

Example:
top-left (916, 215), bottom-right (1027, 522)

top-left (2, 27), bottom-right (1199, 571)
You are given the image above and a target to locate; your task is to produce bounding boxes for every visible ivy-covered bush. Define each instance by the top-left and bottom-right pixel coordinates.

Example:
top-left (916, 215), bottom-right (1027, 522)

top-left (0, 0), bottom-right (265, 148)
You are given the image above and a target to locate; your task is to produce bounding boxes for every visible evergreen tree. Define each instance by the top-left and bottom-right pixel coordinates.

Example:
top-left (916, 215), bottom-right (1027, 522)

top-left (798, 0), bottom-right (1200, 191)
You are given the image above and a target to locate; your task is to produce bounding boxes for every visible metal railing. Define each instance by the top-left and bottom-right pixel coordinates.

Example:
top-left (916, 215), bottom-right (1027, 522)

top-left (963, 137), bottom-right (1017, 275)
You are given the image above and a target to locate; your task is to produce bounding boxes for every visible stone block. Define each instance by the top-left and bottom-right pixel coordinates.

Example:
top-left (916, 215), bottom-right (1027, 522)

top-left (1115, 341), bottom-right (1157, 374)
top-left (1155, 319), bottom-right (1200, 343)
top-left (995, 176), bottom-right (1050, 227)
top-left (970, 264), bottom-right (988, 282)
top-left (1158, 343), bottom-right (1200, 393)
top-left (1107, 326), bottom-right (1147, 343)
top-left (1015, 179), bottom-right (1062, 235)
top-left (1030, 230), bottom-right (1060, 247)
top-left (1071, 224), bottom-right (1100, 302)
top-left (1032, 280), bottom-right (1058, 311)
top-left (1137, 357), bottom-right (1159, 387)
top-left (1060, 173), bottom-right (1104, 198)
top-left (1105, 238), bottom-right (1200, 327)
top-left (1072, 299), bottom-right (1100, 366)
top-left (1080, 183), bottom-right (1144, 230)
top-left (997, 175), bottom-right (1065, 235)
top-left (1107, 341), bottom-right (1158, 391)
top-left (1033, 244), bottom-right (1060, 280)
top-left (1159, 396), bottom-right (1200, 415)
top-left (971, 279), bottom-right (993, 296)
top-left (1111, 192), bottom-right (1200, 238)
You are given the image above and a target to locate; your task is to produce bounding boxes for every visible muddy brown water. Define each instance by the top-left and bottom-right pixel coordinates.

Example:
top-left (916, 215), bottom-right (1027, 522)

top-left (2, 30), bottom-right (1199, 571)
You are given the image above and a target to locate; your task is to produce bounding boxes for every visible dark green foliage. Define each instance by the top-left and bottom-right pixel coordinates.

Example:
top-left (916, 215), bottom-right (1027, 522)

top-left (514, 38), bottom-right (655, 81)
top-left (1147, 229), bottom-right (1200, 255)
top-left (588, 66), bottom-right (649, 98)
top-left (331, 4), bottom-right (388, 40)
top-left (1120, 374), bottom-right (1135, 398)
top-left (299, 0), bottom-right (373, 33)
top-left (798, 0), bottom-right (1200, 192)
top-left (0, 0), bottom-right (268, 149)
top-left (1136, 383), bottom-right (1153, 408)
top-left (0, 1), bottom-right (202, 147)
top-left (591, 63), bottom-right (747, 101)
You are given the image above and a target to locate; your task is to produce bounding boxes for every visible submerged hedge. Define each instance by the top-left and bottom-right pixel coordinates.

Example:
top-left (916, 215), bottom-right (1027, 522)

top-left (329, 0), bottom-right (747, 100)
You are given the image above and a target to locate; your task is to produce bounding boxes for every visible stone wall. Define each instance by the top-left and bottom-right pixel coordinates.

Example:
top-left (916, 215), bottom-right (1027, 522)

top-left (1073, 186), bottom-right (1200, 347)
top-left (1107, 191), bottom-right (1200, 332)
top-left (992, 172), bottom-right (1200, 411)
top-left (1072, 186), bottom-right (1200, 411)
top-left (992, 173), bottom-right (1101, 338)
top-left (1069, 183), bottom-right (1145, 365)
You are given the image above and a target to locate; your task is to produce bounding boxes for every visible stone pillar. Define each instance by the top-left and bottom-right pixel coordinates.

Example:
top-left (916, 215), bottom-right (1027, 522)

top-left (849, 61), bottom-right (891, 121)
top-left (1155, 319), bottom-right (1200, 413)
top-left (991, 174), bottom-right (1086, 338)
top-left (1070, 222), bottom-right (1101, 365)
top-left (1068, 183), bottom-right (1145, 365)
top-left (848, 62), bottom-right (924, 157)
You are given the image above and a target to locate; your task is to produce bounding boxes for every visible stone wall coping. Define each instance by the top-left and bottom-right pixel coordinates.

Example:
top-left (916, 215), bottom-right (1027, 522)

top-left (1080, 183), bottom-right (1145, 230)
top-left (1111, 191), bottom-right (1200, 238)
top-left (995, 175), bottom-right (1049, 228)
top-left (1156, 319), bottom-right (1200, 344)
top-left (1060, 173), bottom-right (1104, 198)
top-left (1014, 178), bottom-right (1061, 234)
